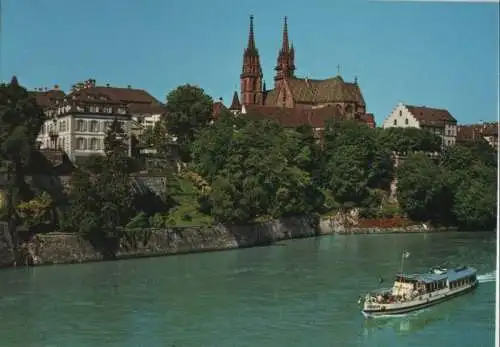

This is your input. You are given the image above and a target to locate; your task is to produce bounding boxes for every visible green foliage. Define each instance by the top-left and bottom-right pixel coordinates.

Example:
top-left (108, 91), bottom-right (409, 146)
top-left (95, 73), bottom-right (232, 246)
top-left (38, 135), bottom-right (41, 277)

top-left (138, 121), bottom-right (172, 156)
top-left (64, 121), bottom-right (134, 255)
top-left (17, 192), bottom-right (53, 227)
top-left (377, 127), bottom-right (442, 154)
top-left (149, 213), bottom-right (166, 228)
top-left (165, 84), bottom-right (213, 160)
top-left (397, 153), bottom-right (443, 221)
top-left (397, 143), bottom-right (497, 229)
top-left (126, 212), bottom-right (150, 229)
top-left (0, 77), bottom-right (45, 168)
top-left (319, 120), bottom-right (394, 208)
top-left (191, 111), bottom-right (323, 222)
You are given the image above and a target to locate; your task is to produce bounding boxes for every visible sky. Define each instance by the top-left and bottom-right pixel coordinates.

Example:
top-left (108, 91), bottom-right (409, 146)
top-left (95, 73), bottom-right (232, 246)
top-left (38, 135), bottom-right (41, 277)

top-left (1, 0), bottom-right (499, 125)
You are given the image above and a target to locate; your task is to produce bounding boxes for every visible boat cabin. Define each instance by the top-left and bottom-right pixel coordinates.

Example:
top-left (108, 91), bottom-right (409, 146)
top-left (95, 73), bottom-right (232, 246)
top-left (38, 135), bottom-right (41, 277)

top-left (392, 273), bottom-right (447, 297)
top-left (447, 266), bottom-right (477, 289)
top-left (392, 266), bottom-right (477, 297)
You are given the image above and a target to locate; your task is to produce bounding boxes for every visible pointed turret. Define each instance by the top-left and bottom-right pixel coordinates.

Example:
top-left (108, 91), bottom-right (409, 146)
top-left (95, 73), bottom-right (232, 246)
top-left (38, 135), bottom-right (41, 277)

top-left (246, 15), bottom-right (256, 52)
top-left (281, 16), bottom-right (289, 52)
top-left (10, 75), bottom-right (19, 87)
top-left (230, 91), bottom-right (241, 111)
top-left (274, 16), bottom-right (295, 88)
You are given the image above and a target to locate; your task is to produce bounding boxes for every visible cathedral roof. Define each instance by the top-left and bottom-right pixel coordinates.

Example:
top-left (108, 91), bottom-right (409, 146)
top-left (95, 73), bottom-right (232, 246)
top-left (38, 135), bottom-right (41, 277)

top-left (285, 76), bottom-right (365, 106)
top-left (243, 104), bottom-right (343, 128)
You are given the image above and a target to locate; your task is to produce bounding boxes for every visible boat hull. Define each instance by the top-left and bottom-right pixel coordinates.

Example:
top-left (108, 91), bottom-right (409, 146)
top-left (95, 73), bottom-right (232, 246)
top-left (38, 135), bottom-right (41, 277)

top-left (362, 281), bottom-right (478, 317)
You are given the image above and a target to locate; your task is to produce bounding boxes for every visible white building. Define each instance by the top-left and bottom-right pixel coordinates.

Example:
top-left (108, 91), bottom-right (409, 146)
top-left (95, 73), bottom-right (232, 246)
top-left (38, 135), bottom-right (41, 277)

top-left (34, 79), bottom-right (165, 163)
top-left (382, 102), bottom-right (458, 147)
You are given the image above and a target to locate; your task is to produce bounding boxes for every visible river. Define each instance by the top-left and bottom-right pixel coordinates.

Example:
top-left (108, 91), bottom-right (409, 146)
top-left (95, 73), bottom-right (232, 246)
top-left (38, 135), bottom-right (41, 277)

top-left (0, 231), bottom-right (496, 347)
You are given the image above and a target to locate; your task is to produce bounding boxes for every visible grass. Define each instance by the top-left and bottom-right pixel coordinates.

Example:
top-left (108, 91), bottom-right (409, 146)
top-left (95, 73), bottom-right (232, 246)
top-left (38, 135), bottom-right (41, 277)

top-left (165, 177), bottom-right (214, 227)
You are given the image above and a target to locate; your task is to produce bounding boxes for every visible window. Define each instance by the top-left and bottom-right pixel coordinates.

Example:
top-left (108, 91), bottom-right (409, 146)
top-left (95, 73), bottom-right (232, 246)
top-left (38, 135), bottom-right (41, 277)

top-left (399, 110), bottom-right (402, 117)
top-left (90, 120), bottom-right (99, 132)
top-left (405, 118), bottom-right (408, 125)
top-left (77, 137), bottom-right (85, 150)
top-left (393, 119), bottom-right (397, 126)
top-left (77, 120), bottom-right (85, 132)
top-left (90, 138), bottom-right (99, 151)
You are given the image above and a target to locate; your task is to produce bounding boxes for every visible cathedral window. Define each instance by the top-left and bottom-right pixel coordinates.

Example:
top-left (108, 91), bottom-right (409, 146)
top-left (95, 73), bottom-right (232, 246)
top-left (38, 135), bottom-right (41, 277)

top-left (405, 118), bottom-right (409, 125)
top-left (393, 119), bottom-right (397, 126)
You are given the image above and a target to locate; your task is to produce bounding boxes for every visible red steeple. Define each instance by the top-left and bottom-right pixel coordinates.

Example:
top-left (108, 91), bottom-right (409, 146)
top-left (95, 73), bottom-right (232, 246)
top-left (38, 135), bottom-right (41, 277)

top-left (274, 16), bottom-right (295, 88)
top-left (241, 15), bottom-right (263, 105)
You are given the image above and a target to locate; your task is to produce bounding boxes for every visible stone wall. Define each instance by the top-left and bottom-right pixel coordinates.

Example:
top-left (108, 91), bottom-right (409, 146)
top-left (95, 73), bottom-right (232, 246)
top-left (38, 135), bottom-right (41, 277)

top-left (0, 214), bottom-right (443, 268)
top-left (21, 216), bottom-right (318, 266)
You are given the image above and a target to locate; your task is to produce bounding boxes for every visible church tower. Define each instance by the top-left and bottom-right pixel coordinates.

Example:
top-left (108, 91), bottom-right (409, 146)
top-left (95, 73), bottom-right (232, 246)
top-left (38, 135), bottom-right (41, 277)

top-left (240, 15), bottom-right (264, 105)
top-left (274, 16), bottom-right (295, 89)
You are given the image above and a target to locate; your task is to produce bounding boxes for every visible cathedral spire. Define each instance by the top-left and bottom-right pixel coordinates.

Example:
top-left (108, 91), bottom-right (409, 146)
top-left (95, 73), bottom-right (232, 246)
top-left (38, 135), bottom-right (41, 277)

top-left (281, 16), bottom-right (289, 52)
top-left (241, 15), bottom-right (263, 106)
top-left (247, 15), bottom-right (256, 52)
top-left (274, 16), bottom-right (295, 88)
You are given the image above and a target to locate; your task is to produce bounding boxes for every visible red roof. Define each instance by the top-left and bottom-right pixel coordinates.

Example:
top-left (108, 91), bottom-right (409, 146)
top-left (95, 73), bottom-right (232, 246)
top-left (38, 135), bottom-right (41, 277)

top-left (243, 105), bottom-right (343, 128)
top-left (405, 105), bottom-right (457, 127)
top-left (30, 89), bottom-right (66, 107)
top-left (457, 123), bottom-right (498, 142)
top-left (32, 83), bottom-right (165, 115)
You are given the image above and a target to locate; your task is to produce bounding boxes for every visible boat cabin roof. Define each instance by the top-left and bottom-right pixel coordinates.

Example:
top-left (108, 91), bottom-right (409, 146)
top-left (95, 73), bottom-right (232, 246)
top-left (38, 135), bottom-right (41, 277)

top-left (396, 266), bottom-right (477, 284)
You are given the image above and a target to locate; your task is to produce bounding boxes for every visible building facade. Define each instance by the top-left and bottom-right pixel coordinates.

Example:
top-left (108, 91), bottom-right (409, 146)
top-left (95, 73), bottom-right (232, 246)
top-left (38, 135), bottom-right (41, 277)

top-left (382, 102), bottom-right (458, 148)
top-left (456, 122), bottom-right (498, 150)
top-left (222, 16), bottom-right (375, 129)
top-left (34, 79), bottom-right (165, 162)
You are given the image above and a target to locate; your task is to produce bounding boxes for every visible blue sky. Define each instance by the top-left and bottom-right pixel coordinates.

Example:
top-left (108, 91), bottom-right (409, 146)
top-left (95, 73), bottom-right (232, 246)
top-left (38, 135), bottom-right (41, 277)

top-left (1, 0), bottom-right (498, 125)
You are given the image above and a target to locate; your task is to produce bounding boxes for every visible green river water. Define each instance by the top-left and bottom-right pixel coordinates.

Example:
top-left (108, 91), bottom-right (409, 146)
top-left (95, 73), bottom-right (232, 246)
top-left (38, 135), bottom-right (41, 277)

top-left (0, 231), bottom-right (496, 347)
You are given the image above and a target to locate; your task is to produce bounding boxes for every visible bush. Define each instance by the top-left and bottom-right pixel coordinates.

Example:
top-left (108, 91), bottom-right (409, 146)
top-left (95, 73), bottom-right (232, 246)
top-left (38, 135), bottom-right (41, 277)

top-left (149, 212), bottom-right (166, 228)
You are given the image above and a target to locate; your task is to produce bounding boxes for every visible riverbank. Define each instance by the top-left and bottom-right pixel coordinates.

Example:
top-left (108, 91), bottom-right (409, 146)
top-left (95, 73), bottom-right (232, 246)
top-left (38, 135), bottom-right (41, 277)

top-left (0, 216), bottom-right (452, 268)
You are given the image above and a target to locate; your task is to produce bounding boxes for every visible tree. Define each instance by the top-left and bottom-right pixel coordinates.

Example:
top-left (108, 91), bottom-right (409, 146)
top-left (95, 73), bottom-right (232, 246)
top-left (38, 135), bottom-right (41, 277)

top-left (397, 153), bottom-right (443, 222)
top-left (191, 113), bottom-right (324, 222)
top-left (65, 119), bottom-right (134, 255)
top-left (0, 76), bottom-right (45, 249)
top-left (0, 77), bottom-right (45, 169)
top-left (377, 127), bottom-right (441, 154)
top-left (320, 120), bottom-right (393, 209)
top-left (452, 164), bottom-right (497, 230)
top-left (165, 84), bottom-right (213, 161)
top-left (440, 143), bottom-right (497, 229)
top-left (104, 117), bottom-right (129, 169)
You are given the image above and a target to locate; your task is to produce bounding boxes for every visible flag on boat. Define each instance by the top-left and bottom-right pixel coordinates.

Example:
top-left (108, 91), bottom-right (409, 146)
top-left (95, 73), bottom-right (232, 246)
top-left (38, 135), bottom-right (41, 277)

top-left (403, 251), bottom-right (410, 259)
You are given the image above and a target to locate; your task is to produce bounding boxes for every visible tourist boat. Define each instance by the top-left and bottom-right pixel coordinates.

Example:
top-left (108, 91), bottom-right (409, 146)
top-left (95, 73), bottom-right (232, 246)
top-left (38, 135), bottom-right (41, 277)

top-left (359, 251), bottom-right (478, 317)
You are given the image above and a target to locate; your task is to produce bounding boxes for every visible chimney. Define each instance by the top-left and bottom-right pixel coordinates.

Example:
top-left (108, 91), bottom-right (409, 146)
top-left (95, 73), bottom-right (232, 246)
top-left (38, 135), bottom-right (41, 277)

top-left (219, 97), bottom-right (223, 102)
top-left (53, 84), bottom-right (59, 90)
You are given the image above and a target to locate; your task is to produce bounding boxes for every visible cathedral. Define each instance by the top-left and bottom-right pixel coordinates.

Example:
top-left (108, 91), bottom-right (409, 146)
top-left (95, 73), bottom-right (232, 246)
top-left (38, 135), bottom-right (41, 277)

top-left (227, 15), bottom-right (375, 129)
